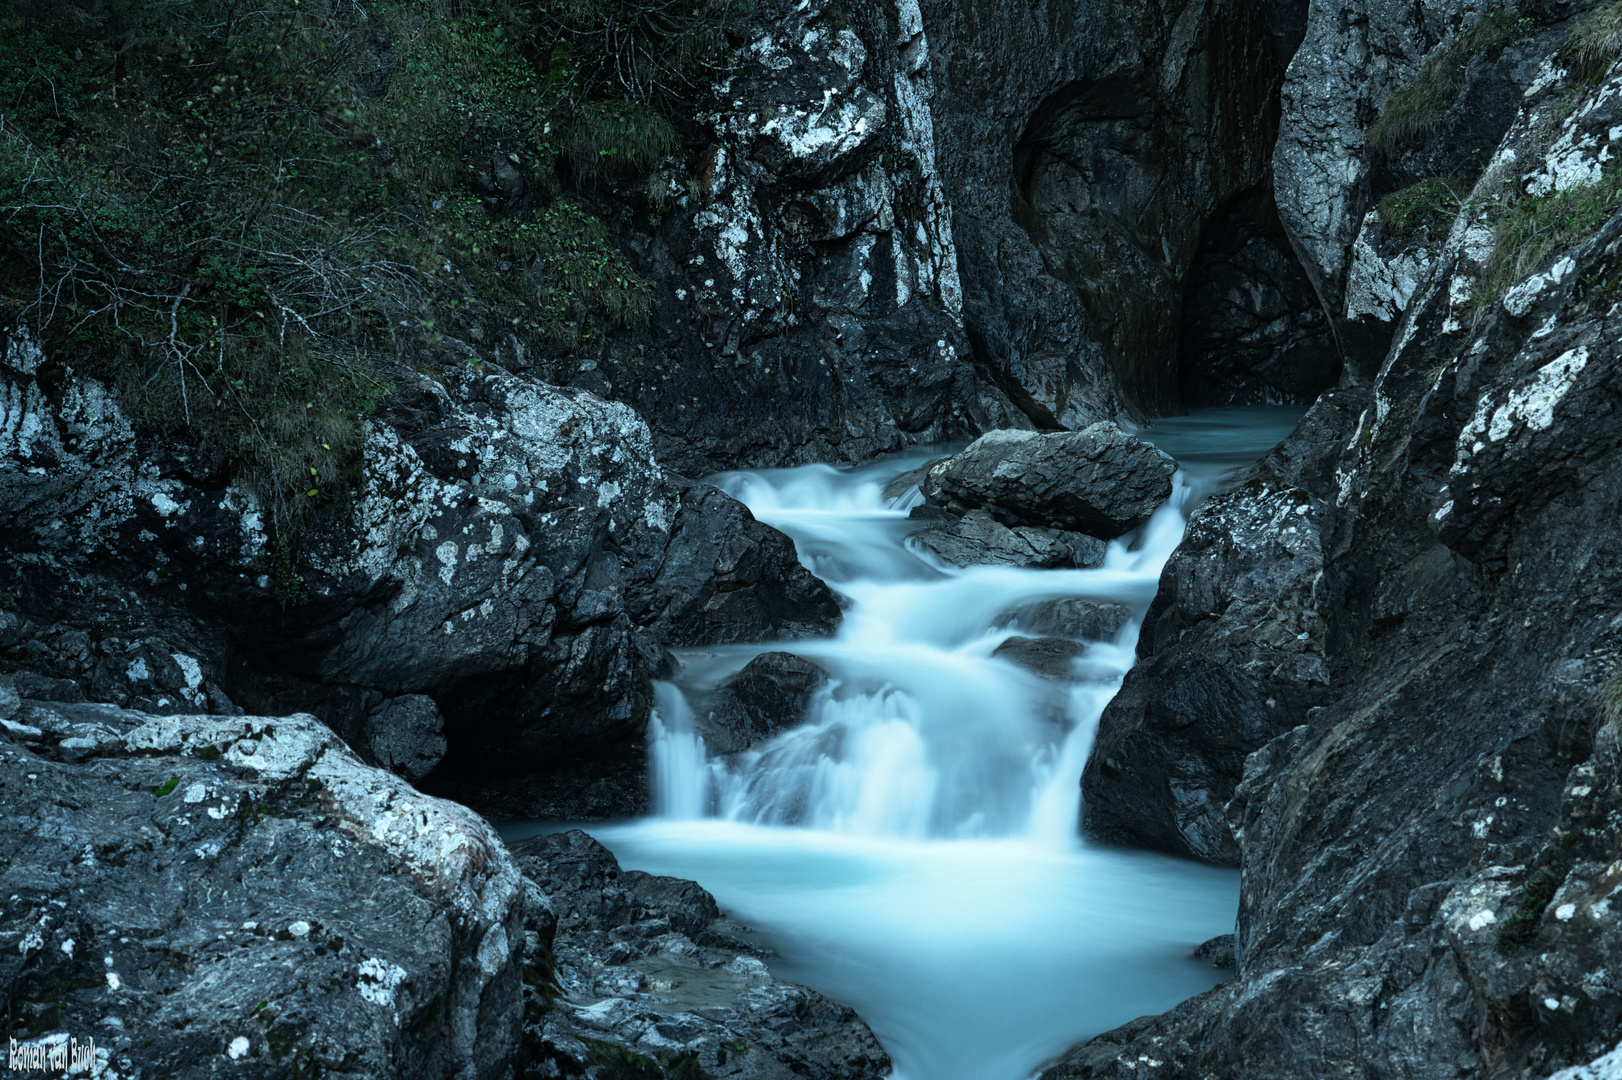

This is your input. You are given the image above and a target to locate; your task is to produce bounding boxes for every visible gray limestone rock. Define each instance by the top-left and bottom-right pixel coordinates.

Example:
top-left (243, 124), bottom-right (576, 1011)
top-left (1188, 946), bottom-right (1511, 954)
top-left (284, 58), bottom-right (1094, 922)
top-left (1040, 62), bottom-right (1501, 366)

top-left (1055, 49), bottom-right (1622, 1080)
top-left (0, 704), bottom-right (524, 1080)
top-left (364, 694), bottom-right (448, 780)
top-left (923, 424), bottom-right (1176, 538)
top-left (1, 336), bottom-right (839, 818)
top-left (510, 830), bottom-right (891, 1079)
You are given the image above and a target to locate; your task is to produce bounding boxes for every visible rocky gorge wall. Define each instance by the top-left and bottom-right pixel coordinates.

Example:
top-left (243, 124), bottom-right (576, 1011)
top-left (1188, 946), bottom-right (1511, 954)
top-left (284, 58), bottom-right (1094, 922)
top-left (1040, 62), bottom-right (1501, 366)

top-left (4, 0), bottom-right (1622, 1076)
top-left (1061, 1), bottom-right (1622, 1076)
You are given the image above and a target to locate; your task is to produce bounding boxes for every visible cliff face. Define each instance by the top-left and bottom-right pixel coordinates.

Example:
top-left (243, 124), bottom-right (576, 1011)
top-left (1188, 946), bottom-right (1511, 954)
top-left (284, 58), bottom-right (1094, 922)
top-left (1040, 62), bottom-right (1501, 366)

top-left (1065, 2), bottom-right (1622, 1075)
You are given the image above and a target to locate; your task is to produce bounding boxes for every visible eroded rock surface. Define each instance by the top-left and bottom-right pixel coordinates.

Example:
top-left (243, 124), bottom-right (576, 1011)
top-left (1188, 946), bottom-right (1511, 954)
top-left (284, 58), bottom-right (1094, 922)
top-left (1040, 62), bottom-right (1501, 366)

top-left (922, 424), bottom-right (1176, 538)
top-left (1059, 33), bottom-right (1622, 1080)
top-left (0, 703), bottom-right (525, 1080)
top-left (512, 830), bottom-right (891, 1079)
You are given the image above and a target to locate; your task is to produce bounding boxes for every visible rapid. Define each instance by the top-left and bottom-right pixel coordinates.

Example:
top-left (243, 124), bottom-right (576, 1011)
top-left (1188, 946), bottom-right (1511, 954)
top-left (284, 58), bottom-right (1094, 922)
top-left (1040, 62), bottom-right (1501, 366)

top-left (508, 408), bottom-right (1304, 1080)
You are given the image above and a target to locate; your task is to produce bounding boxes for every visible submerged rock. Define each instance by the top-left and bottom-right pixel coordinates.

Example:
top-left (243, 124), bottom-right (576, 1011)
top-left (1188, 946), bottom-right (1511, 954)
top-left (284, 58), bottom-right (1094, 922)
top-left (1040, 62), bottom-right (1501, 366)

top-left (992, 636), bottom-right (1088, 680)
top-left (922, 424), bottom-right (1176, 538)
top-left (511, 830), bottom-right (891, 1079)
top-left (0, 701), bottom-right (524, 1079)
top-left (993, 599), bottom-right (1133, 643)
top-left (910, 507), bottom-right (1107, 569)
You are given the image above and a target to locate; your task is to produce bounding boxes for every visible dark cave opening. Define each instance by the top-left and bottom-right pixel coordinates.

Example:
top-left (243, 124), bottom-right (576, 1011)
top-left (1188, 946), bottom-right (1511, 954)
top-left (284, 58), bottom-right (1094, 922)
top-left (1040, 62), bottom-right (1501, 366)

top-left (1005, 0), bottom-right (1339, 416)
top-left (1175, 185), bottom-right (1340, 407)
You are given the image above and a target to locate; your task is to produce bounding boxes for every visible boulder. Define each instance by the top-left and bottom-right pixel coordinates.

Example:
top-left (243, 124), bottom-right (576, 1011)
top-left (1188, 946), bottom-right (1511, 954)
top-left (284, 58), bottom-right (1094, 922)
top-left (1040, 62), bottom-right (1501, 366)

top-left (510, 830), bottom-right (891, 1079)
top-left (363, 694), bottom-right (448, 781)
top-left (922, 424), bottom-right (1176, 538)
top-left (1, 333), bottom-right (840, 818)
top-left (993, 599), bottom-right (1133, 642)
top-left (992, 636), bottom-right (1088, 680)
top-left (699, 652), bottom-right (829, 755)
top-left (0, 703), bottom-right (524, 1079)
top-left (910, 508), bottom-right (1107, 569)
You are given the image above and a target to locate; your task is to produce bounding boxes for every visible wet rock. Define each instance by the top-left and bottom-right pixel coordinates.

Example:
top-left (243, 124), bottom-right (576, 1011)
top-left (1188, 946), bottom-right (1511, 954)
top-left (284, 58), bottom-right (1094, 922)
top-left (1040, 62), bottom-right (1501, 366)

top-left (1, 336), bottom-right (838, 817)
top-left (0, 704), bottom-right (524, 1080)
top-left (1192, 934), bottom-right (1236, 970)
top-left (992, 636), bottom-right (1087, 680)
top-left (922, 424), bottom-right (1175, 538)
top-left (510, 830), bottom-right (890, 1080)
top-left (993, 599), bottom-right (1132, 643)
top-left (700, 652), bottom-right (829, 755)
top-left (1080, 392), bottom-right (1364, 865)
top-left (363, 694), bottom-right (448, 780)
top-left (1056, 51), bottom-right (1622, 1080)
top-left (910, 508), bottom-right (1107, 569)
top-left (0, 673), bottom-right (17, 719)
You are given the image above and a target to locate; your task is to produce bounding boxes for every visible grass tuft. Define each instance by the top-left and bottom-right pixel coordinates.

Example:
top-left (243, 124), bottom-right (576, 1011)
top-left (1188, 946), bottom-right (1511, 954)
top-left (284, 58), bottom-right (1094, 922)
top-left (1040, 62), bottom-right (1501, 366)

top-left (1563, 0), bottom-right (1622, 81)
top-left (1369, 12), bottom-right (1522, 153)
top-left (1377, 177), bottom-right (1464, 235)
top-left (1479, 166), bottom-right (1622, 298)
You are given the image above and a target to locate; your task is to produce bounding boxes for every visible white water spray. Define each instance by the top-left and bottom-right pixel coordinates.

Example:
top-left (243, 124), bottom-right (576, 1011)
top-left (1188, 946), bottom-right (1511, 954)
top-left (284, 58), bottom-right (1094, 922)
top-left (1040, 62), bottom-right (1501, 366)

top-left (649, 460), bottom-right (1196, 842)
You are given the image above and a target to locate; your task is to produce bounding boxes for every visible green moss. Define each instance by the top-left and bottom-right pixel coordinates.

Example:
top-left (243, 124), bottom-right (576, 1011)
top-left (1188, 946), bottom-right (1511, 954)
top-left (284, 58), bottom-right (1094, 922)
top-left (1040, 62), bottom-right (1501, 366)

top-left (1494, 868), bottom-right (1559, 953)
top-left (1376, 178), bottom-right (1464, 235)
top-left (563, 100), bottom-right (680, 182)
top-left (1369, 12), bottom-right (1522, 153)
top-left (154, 777), bottom-right (180, 798)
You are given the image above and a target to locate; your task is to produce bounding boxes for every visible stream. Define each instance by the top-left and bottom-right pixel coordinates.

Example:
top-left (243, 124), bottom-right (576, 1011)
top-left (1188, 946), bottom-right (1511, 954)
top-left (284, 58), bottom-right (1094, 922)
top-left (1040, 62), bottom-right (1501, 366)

top-left (506, 408), bottom-right (1304, 1080)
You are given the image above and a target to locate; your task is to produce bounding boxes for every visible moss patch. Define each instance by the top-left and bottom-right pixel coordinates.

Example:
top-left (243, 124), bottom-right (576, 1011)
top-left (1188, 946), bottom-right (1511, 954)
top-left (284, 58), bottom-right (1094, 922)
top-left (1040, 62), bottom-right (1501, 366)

top-left (1494, 868), bottom-right (1559, 953)
top-left (1376, 177), bottom-right (1465, 235)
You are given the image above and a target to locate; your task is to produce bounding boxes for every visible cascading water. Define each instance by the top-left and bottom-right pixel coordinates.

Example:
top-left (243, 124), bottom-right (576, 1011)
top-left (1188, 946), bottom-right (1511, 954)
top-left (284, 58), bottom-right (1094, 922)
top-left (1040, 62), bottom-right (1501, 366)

top-left (651, 467), bottom-right (1195, 841)
top-left (513, 408), bottom-right (1305, 1080)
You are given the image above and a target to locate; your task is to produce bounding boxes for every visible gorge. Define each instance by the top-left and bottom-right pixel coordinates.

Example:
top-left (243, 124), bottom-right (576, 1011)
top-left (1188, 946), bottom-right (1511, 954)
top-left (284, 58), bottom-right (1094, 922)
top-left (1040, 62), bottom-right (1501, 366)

top-left (3, 0), bottom-right (1622, 1077)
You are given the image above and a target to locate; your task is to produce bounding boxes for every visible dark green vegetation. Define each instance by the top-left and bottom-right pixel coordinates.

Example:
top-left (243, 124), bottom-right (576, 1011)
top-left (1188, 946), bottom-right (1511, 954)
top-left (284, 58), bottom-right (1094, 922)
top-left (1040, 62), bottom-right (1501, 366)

top-left (1563, 0), bottom-right (1622, 81)
top-left (0, 0), bottom-right (744, 528)
top-left (1480, 163), bottom-right (1622, 298)
top-left (1375, 177), bottom-right (1463, 235)
top-left (1494, 868), bottom-right (1559, 954)
top-left (1367, 12), bottom-right (1531, 153)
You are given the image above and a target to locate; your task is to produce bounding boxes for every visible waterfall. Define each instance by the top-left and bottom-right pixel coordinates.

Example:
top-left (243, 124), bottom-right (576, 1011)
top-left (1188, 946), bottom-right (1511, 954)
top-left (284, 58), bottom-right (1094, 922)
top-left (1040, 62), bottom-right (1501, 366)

top-left (647, 452), bottom-right (1200, 842)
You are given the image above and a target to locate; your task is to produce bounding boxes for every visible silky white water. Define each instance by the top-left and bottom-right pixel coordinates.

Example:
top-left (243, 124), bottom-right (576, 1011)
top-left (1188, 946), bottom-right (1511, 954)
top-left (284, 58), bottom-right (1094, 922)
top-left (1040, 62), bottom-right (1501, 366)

top-left (509, 408), bottom-right (1304, 1080)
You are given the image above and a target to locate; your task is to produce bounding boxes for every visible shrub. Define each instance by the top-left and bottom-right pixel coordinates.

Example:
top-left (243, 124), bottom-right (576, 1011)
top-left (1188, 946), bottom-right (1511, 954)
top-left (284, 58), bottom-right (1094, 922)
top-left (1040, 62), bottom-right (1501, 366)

top-left (0, 0), bottom-right (734, 535)
top-left (1494, 868), bottom-right (1558, 953)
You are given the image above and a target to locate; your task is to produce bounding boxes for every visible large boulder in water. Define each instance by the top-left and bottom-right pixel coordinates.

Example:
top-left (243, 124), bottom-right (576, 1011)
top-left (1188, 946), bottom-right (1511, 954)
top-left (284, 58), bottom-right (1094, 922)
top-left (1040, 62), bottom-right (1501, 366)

top-left (921, 423), bottom-right (1176, 538)
top-left (698, 651), bottom-right (829, 754)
